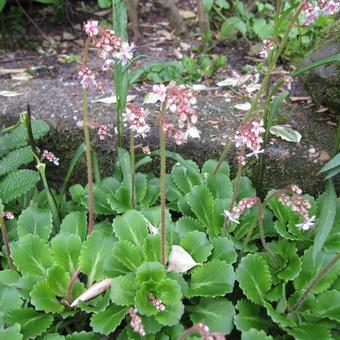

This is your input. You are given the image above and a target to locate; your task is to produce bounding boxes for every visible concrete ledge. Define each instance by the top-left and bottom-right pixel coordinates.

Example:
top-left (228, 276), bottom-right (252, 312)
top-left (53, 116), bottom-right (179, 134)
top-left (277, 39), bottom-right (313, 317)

top-left (0, 79), bottom-right (338, 195)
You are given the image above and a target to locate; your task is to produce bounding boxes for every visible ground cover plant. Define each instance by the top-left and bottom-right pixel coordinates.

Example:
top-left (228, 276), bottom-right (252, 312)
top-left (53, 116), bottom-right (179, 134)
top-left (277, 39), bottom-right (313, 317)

top-left (0, 0), bottom-right (340, 339)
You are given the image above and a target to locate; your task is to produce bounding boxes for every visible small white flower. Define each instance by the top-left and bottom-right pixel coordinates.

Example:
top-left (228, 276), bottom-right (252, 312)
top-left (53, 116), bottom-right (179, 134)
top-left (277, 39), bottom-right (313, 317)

top-left (115, 41), bottom-right (135, 65)
top-left (223, 209), bottom-right (240, 224)
top-left (83, 19), bottom-right (99, 37)
top-left (296, 215), bottom-right (316, 231)
top-left (184, 126), bottom-right (201, 139)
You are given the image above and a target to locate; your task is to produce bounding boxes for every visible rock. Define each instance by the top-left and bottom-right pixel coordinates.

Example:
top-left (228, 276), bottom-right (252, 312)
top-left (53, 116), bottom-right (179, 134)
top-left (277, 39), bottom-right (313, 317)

top-left (0, 79), bottom-right (338, 195)
top-left (300, 20), bottom-right (340, 112)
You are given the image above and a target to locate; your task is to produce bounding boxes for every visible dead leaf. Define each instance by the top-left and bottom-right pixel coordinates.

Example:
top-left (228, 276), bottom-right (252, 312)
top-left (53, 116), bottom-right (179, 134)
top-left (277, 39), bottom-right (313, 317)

top-left (179, 9), bottom-right (196, 19)
top-left (270, 125), bottom-right (302, 143)
top-left (92, 95), bottom-right (136, 104)
top-left (290, 96), bottom-right (312, 102)
top-left (234, 102), bottom-right (251, 111)
top-left (11, 72), bottom-right (33, 81)
top-left (0, 68), bottom-right (26, 75)
top-left (62, 32), bottom-right (76, 40)
top-left (0, 90), bottom-right (24, 97)
top-left (167, 245), bottom-right (199, 273)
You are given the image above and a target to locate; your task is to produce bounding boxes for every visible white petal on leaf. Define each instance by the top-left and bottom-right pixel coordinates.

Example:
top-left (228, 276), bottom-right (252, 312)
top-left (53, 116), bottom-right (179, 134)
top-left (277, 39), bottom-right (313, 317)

top-left (144, 92), bottom-right (160, 104)
top-left (234, 102), bottom-right (251, 111)
top-left (167, 245), bottom-right (199, 273)
top-left (270, 125), bottom-right (302, 143)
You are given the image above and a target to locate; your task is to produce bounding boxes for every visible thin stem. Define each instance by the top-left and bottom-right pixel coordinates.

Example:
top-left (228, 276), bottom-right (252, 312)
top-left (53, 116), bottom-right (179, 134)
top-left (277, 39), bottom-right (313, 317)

top-left (331, 118), bottom-right (340, 157)
top-left (67, 267), bottom-right (81, 303)
top-left (159, 100), bottom-right (167, 266)
top-left (225, 159), bottom-right (243, 229)
top-left (25, 104), bottom-right (39, 156)
top-left (213, 3), bottom-right (304, 174)
top-left (82, 37), bottom-right (95, 235)
top-left (290, 253), bottom-right (340, 313)
top-left (0, 215), bottom-right (13, 268)
top-left (130, 130), bottom-right (136, 209)
top-left (258, 204), bottom-right (279, 267)
top-left (37, 163), bottom-right (61, 232)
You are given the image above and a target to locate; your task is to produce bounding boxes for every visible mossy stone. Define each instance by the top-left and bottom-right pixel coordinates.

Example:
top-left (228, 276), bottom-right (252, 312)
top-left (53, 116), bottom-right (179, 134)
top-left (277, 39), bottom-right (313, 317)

top-left (300, 20), bottom-right (340, 112)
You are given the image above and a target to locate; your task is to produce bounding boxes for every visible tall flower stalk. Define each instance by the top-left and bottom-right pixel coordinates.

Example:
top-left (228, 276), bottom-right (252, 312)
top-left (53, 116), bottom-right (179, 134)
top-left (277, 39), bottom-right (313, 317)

top-left (0, 214), bottom-right (13, 268)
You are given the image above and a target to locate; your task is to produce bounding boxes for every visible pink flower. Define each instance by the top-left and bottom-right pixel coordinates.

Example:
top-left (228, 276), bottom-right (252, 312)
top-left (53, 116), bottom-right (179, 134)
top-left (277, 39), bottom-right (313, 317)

top-left (259, 39), bottom-right (274, 59)
top-left (128, 308), bottom-right (145, 337)
top-left (115, 41), bottom-right (135, 65)
top-left (123, 104), bottom-right (150, 138)
top-left (79, 65), bottom-right (97, 89)
top-left (97, 124), bottom-right (108, 140)
top-left (224, 197), bottom-right (258, 225)
top-left (83, 19), bottom-right (99, 37)
top-left (321, 0), bottom-right (339, 15)
top-left (278, 186), bottom-right (316, 231)
top-left (152, 84), bottom-right (167, 102)
top-left (142, 146), bottom-right (151, 154)
top-left (235, 120), bottom-right (265, 162)
top-left (3, 212), bottom-right (14, 220)
top-left (283, 75), bottom-right (293, 90)
top-left (149, 293), bottom-right (165, 311)
top-left (42, 150), bottom-right (60, 166)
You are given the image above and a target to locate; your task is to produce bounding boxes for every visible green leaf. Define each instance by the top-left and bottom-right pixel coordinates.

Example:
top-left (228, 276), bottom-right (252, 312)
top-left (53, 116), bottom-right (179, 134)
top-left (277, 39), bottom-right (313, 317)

top-left (201, 159), bottom-right (229, 176)
top-left (51, 233), bottom-right (81, 274)
top-left (92, 186), bottom-right (113, 215)
top-left (136, 173), bottom-right (147, 202)
top-left (235, 177), bottom-right (256, 200)
top-left (30, 280), bottom-right (64, 313)
top-left (90, 304), bottom-right (128, 335)
top-left (139, 178), bottom-right (160, 208)
top-left (189, 297), bottom-right (235, 334)
top-left (0, 286), bottom-right (22, 316)
top-left (180, 231), bottom-right (213, 263)
top-left (186, 185), bottom-right (214, 228)
top-left (0, 119), bottom-right (49, 158)
top-left (155, 300), bottom-right (184, 326)
top-left (110, 273), bottom-right (136, 306)
top-left (171, 163), bottom-right (202, 194)
top-left (313, 180), bottom-right (336, 262)
top-left (263, 301), bottom-right (295, 328)
top-left (286, 324), bottom-right (332, 340)
top-left (7, 308), bottom-right (53, 339)
top-left (17, 207), bottom-right (52, 241)
top-left (43, 334), bottom-right (65, 340)
top-left (0, 270), bottom-right (21, 288)
top-left (136, 262), bottom-right (167, 286)
top-left (294, 247), bottom-right (340, 294)
top-left (210, 237), bottom-right (237, 264)
top-left (319, 152), bottom-right (340, 174)
top-left (0, 324), bottom-right (23, 339)
top-left (220, 17), bottom-right (247, 39)
top-left (143, 235), bottom-right (161, 263)
top-left (175, 216), bottom-right (204, 238)
top-left (236, 254), bottom-right (272, 305)
top-left (0, 170), bottom-right (40, 203)
top-left (206, 173), bottom-right (233, 199)
top-left (234, 299), bottom-right (269, 332)
top-left (241, 329), bottom-right (273, 340)
top-left (266, 240), bottom-right (301, 281)
top-left (0, 146), bottom-right (33, 177)
top-left (12, 234), bottom-right (52, 277)
top-left (113, 210), bottom-right (148, 249)
top-left (112, 240), bottom-right (143, 271)
top-left (66, 332), bottom-right (98, 340)
top-left (187, 260), bottom-right (235, 297)
top-left (311, 290), bottom-right (340, 322)
top-left (79, 231), bottom-right (114, 286)
top-left (108, 184), bottom-right (131, 213)
top-left (60, 211), bottom-right (87, 241)
top-left (117, 147), bottom-right (132, 195)
top-left (46, 266), bottom-right (70, 296)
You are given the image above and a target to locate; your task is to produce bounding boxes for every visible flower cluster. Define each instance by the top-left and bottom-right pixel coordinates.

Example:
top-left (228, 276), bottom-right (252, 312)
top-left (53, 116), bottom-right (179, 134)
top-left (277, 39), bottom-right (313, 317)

top-left (128, 308), bottom-right (145, 337)
top-left (148, 293), bottom-right (165, 311)
top-left (278, 185), bottom-right (316, 230)
top-left (151, 84), bottom-right (200, 145)
top-left (123, 103), bottom-right (150, 138)
top-left (224, 197), bottom-right (259, 224)
top-left (192, 323), bottom-right (225, 340)
top-left (302, 0), bottom-right (339, 25)
top-left (97, 124), bottom-right (108, 140)
top-left (42, 150), bottom-right (60, 166)
top-left (235, 119), bottom-right (265, 160)
top-left (79, 19), bottom-right (135, 90)
top-left (3, 212), bottom-right (14, 220)
top-left (259, 39), bottom-right (274, 59)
